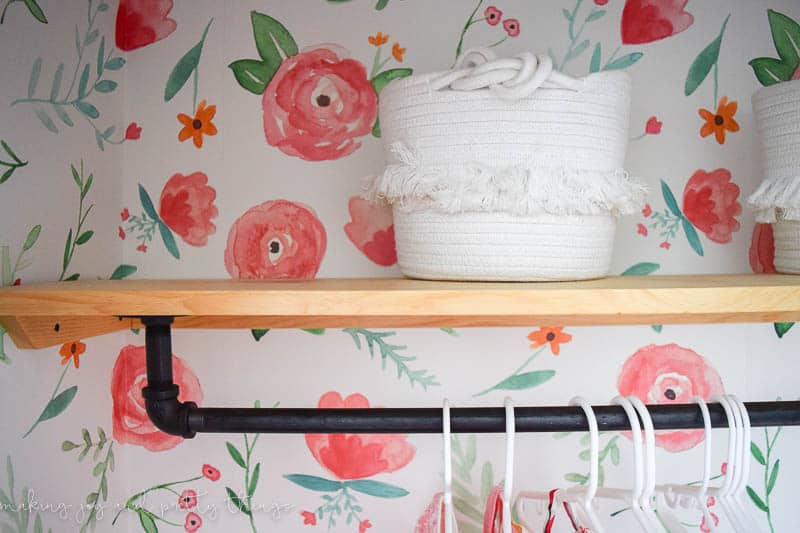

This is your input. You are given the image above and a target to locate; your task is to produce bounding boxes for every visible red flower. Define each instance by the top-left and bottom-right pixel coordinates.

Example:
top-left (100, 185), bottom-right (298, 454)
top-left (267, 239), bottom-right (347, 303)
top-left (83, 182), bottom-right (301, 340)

top-left (158, 172), bottom-right (218, 247)
top-left (263, 47), bottom-right (378, 161)
top-left (720, 462), bottom-right (727, 475)
top-left (618, 343), bottom-right (724, 452)
top-left (642, 204), bottom-right (652, 217)
top-left (416, 493), bottom-right (448, 532)
top-left (750, 223), bottom-right (776, 274)
top-left (184, 512), bottom-right (202, 532)
top-left (359, 519), bottom-right (372, 533)
top-left (682, 168), bottom-right (741, 244)
top-left (179, 490), bottom-right (197, 510)
top-left (115, 0), bottom-right (176, 51)
top-left (305, 392), bottom-right (415, 479)
top-left (225, 200), bottom-right (327, 280)
top-left (659, 241), bottom-right (670, 249)
top-left (136, 244), bottom-right (147, 252)
top-left (645, 116), bottom-right (662, 135)
top-left (111, 345), bottom-right (202, 452)
top-left (594, 0), bottom-right (609, 5)
top-left (484, 6), bottom-right (502, 25)
top-left (301, 510), bottom-right (317, 525)
top-left (621, 0), bottom-right (694, 44)
top-left (344, 197), bottom-right (397, 266)
top-left (12, 278), bottom-right (21, 286)
top-left (125, 123), bottom-right (142, 140)
top-left (636, 223), bottom-right (648, 237)
top-left (700, 512), bottom-right (719, 533)
top-left (118, 227), bottom-right (126, 240)
top-left (202, 464), bottom-right (220, 481)
top-left (502, 18), bottom-right (520, 37)
top-left (121, 208), bottom-right (130, 221)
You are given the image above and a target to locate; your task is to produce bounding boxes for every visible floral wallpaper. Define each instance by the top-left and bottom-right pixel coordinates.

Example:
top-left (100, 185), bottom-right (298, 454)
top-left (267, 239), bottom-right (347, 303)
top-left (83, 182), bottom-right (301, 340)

top-left (1, 0), bottom-right (800, 532)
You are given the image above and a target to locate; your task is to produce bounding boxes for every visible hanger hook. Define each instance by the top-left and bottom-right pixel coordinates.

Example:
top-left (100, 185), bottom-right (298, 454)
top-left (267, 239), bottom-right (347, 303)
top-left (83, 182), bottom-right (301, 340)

top-left (569, 396), bottom-right (599, 502)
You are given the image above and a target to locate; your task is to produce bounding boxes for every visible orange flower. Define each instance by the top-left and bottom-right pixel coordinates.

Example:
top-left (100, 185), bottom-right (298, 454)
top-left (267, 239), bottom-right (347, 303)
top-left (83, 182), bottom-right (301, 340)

top-left (528, 326), bottom-right (572, 355)
top-left (177, 99), bottom-right (218, 148)
top-left (698, 97), bottom-right (739, 145)
top-left (59, 341), bottom-right (86, 369)
top-left (368, 32), bottom-right (389, 46)
top-left (392, 42), bottom-right (406, 62)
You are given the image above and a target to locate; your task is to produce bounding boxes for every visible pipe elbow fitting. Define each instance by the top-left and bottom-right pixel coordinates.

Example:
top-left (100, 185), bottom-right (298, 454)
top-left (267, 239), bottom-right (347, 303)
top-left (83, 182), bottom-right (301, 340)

top-left (142, 384), bottom-right (197, 438)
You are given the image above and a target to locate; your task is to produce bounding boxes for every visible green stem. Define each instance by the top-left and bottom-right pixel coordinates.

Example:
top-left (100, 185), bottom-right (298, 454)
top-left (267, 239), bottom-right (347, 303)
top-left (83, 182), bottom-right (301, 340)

top-left (22, 363), bottom-right (70, 437)
top-left (192, 67), bottom-right (198, 112)
top-left (559, 0), bottom-right (586, 70)
top-left (602, 46), bottom-right (620, 70)
top-left (454, 0), bottom-right (484, 64)
top-left (473, 347), bottom-right (546, 396)
top-left (0, 0), bottom-right (17, 24)
top-left (488, 36), bottom-right (507, 48)
top-left (713, 61), bottom-right (718, 108)
top-left (65, 1), bottom-right (99, 100)
top-left (81, 442), bottom-right (113, 531)
top-left (370, 47), bottom-right (382, 79)
top-left (763, 426), bottom-right (781, 533)
top-left (244, 433), bottom-right (258, 533)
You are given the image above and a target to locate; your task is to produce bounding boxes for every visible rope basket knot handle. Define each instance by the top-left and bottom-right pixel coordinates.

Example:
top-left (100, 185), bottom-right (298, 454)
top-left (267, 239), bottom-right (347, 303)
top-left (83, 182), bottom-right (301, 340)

top-left (430, 47), bottom-right (583, 100)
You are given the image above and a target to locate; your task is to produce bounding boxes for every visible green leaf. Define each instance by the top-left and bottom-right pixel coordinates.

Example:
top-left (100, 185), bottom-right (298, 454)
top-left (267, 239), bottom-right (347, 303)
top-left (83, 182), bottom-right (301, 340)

top-left (681, 217), bottom-right (704, 257)
top-left (138, 184), bottom-right (160, 221)
top-left (50, 63), bottom-right (63, 101)
top-left (33, 513), bottom-right (42, 533)
top-left (86, 492), bottom-right (97, 504)
top-left (6, 455), bottom-right (14, 494)
top-left (774, 322), bottom-right (794, 338)
top-left (28, 58), bottom-right (42, 98)
top-left (85, 29), bottom-right (99, 46)
top-left (22, 0), bottom-right (47, 23)
top-left (578, 449), bottom-right (591, 461)
top-left (158, 222), bottom-right (180, 259)
top-left (82, 173), bottom-right (93, 197)
top-left (566, 39), bottom-right (590, 63)
top-left (283, 474), bottom-right (343, 492)
top-left (565, 472), bottom-right (588, 484)
top-left (371, 68), bottom-right (413, 95)
top-left (94, 80), bottom-right (117, 93)
top-left (768, 9), bottom-right (800, 69)
top-left (228, 59), bottom-right (272, 95)
top-left (137, 509), bottom-right (158, 533)
top-left (586, 10), bottom-right (605, 22)
top-left (685, 15), bottom-right (729, 96)
top-left (249, 463), bottom-right (260, 497)
top-left (100, 476), bottom-right (107, 501)
top-left (71, 164), bottom-right (82, 188)
top-left (480, 461), bottom-right (493, 503)
top-left (651, 324), bottom-right (663, 333)
top-left (0, 168), bottom-right (11, 186)
top-left (1, 140), bottom-right (22, 163)
top-left (34, 106), bottom-right (58, 133)
top-left (62, 228), bottom-right (72, 271)
top-left (225, 487), bottom-right (251, 516)
top-left (302, 328), bottom-right (325, 335)
top-left (751, 442), bottom-right (767, 465)
top-left (78, 63), bottom-right (90, 99)
top-left (251, 11), bottom-right (298, 67)
top-left (97, 3), bottom-right (108, 12)
top-left (487, 370), bottom-right (556, 392)
top-left (104, 57), bottom-right (125, 71)
top-left (661, 180), bottom-right (682, 218)
top-left (63, 273), bottom-right (79, 281)
top-left (23, 225), bottom-right (41, 251)
top-left (75, 101), bottom-right (99, 119)
top-left (610, 444), bottom-right (620, 465)
top-left (164, 20), bottom-right (211, 102)
top-left (749, 57), bottom-right (795, 86)
top-left (61, 440), bottom-right (79, 451)
top-left (345, 479), bottom-right (409, 498)
top-left (603, 52), bottom-right (643, 71)
top-left (92, 462), bottom-right (104, 477)
top-left (453, 497), bottom-right (484, 524)
top-left (621, 262), bottom-right (660, 276)
top-left (1, 246), bottom-right (10, 287)
top-left (226, 442), bottom-right (246, 468)
top-left (767, 459), bottom-right (780, 494)
top-left (562, 8), bottom-right (572, 21)
top-left (96, 37), bottom-right (105, 77)
top-left (110, 264), bottom-right (136, 280)
top-left (75, 231), bottom-right (93, 246)
top-left (53, 104), bottom-right (74, 127)
top-left (251, 329), bottom-right (270, 341)
top-left (374, 0), bottom-right (389, 9)
top-left (372, 118), bottom-right (382, 138)
top-left (589, 43), bottom-right (601, 73)
top-left (747, 486), bottom-right (769, 513)
top-left (33, 385), bottom-right (78, 425)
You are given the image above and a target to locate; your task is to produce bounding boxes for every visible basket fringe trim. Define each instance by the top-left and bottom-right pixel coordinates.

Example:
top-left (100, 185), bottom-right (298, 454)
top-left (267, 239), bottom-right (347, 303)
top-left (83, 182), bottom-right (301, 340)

top-left (748, 177), bottom-right (800, 222)
top-left (366, 143), bottom-right (647, 217)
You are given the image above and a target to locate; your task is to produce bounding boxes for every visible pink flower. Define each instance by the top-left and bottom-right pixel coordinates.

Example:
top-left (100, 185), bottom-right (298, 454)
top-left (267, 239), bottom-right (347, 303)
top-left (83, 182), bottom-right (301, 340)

top-left (306, 392), bottom-right (415, 479)
top-left (159, 172), bottom-right (218, 247)
top-left (621, 0), bottom-right (694, 44)
top-left (225, 200), bottom-right (327, 280)
top-left (263, 47), bottom-right (378, 161)
top-left (706, 496), bottom-right (716, 507)
top-left (115, 0), bottom-right (176, 51)
top-left (301, 510), bottom-right (317, 525)
top-left (184, 512), bottom-right (202, 532)
top-left (659, 241), bottom-right (670, 249)
top-left (749, 223), bottom-right (776, 274)
top-left (502, 18), bottom-right (520, 37)
top-left (110, 345), bottom-right (202, 452)
top-left (136, 244), bottom-right (147, 252)
top-left (359, 520), bottom-right (372, 533)
top-left (645, 116), bottom-right (662, 134)
top-left (642, 204), bottom-right (652, 217)
top-left (682, 168), bottom-right (741, 244)
top-left (594, 0), bottom-right (609, 4)
top-left (202, 464), bottom-right (220, 481)
top-left (484, 6), bottom-right (502, 25)
top-left (179, 490), bottom-right (197, 510)
top-left (636, 223), bottom-right (648, 237)
top-left (125, 122), bottom-right (142, 140)
top-left (118, 226), bottom-right (126, 240)
top-left (120, 208), bottom-right (130, 221)
top-left (12, 278), bottom-right (21, 286)
top-left (700, 512), bottom-right (719, 533)
top-left (618, 343), bottom-right (724, 452)
top-left (720, 462), bottom-right (727, 475)
top-left (416, 493), bottom-right (446, 533)
top-left (344, 197), bottom-right (397, 266)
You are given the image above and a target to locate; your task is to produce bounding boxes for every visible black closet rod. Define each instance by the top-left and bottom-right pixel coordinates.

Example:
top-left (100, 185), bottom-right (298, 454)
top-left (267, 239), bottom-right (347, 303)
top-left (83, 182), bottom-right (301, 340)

top-left (139, 316), bottom-right (800, 437)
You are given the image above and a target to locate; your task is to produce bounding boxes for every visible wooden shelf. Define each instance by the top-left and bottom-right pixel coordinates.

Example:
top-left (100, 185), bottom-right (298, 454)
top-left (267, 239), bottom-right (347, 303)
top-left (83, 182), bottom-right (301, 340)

top-left (1, 274), bottom-right (799, 349)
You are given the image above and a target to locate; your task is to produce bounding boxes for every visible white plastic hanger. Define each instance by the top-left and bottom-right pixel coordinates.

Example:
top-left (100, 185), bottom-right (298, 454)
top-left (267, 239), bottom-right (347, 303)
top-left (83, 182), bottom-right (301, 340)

top-left (709, 395), bottom-right (746, 532)
top-left (503, 397), bottom-right (515, 533)
top-left (443, 399), bottom-right (455, 533)
top-left (729, 395), bottom-right (764, 533)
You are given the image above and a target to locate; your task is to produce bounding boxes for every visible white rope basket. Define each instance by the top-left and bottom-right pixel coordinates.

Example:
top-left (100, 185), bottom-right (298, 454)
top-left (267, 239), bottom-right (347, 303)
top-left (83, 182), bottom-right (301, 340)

top-left (368, 48), bottom-right (642, 281)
